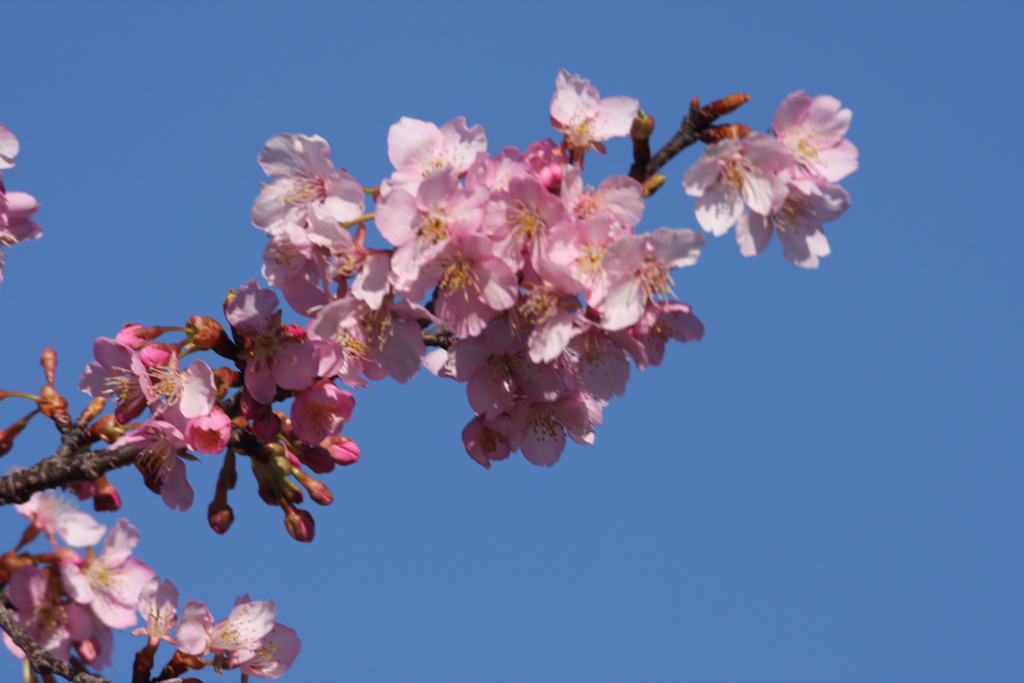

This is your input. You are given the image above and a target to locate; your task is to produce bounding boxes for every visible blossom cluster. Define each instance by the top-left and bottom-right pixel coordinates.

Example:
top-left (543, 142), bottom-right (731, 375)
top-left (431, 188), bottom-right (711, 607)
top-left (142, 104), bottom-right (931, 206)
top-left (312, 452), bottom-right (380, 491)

top-left (1, 490), bottom-right (298, 678)
top-left (0, 123), bottom-right (42, 283)
top-left (253, 70), bottom-right (708, 468)
top-left (684, 91), bottom-right (858, 268)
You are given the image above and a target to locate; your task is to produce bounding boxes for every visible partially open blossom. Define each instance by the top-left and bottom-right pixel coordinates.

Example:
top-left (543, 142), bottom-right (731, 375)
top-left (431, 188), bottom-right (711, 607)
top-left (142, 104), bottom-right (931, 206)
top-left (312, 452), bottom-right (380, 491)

top-left (184, 406), bottom-right (232, 454)
top-left (78, 338), bottom-right (149, 424)
top-left (131, 577), bottom-right (179, 646)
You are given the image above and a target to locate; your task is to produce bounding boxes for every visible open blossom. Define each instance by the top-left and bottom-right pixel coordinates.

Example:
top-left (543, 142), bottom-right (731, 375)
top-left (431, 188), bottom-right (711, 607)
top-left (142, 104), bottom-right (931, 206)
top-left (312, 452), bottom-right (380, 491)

top-left (291, 379), bottom-right (355, 445)
top-left (61, 519), bottom-right (155, 629)
top-left (14, 489), bottom-right (107, 548)
top-left (549, 70), bottom-right (639, 166)
top-left (240, 621), bottom-right (301, 679)
top-left (252, 133), bottom-right (365, 230)
top-left (111, 420), bottom-right (194, 511)
top-left (78, 337), bottom-right (149, 424)
top-left (735, 180), bottom-right (851, 269)
top-left (0, 123), bottom-right (19, 169)
top-left (176, 596), bottom-right (278, 668)
top-left (384, 116), bottom-right (487, 196)
top-left (141, 352), bottom-right (216, 428)
top-left (682, 133), bottom-right (792, 236)
top-left (773, 90), bottom-right (858, 184)
top-left (131, 577), bottom-right (179, 646)
top-left (508, 395), bottom-right (602, 467)
top-left (226, 280), bottom-right (319, 404)
top-left (2, 566), bottom-right (93, 661)
top-left (628, 301), bottom-right (705, 369)
top-left (600, 227), bottom-right (705, 331)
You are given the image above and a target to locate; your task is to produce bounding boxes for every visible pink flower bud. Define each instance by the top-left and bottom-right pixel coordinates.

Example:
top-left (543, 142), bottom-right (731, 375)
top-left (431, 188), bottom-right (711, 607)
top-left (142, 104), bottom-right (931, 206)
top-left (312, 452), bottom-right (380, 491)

top-left (92, 475), bottom-right (121, 512)
top-left (208, 499), bottom-right (234, 535)
top-left (283, 505), bottom-right (315, 543)
top-left (537, 162), bottom-right (563, 190)
top-left (115, 324), bottom-right (150, 350)
top-left (138, 343), bottom-right (172, 368)
top-left (322, 435), bottom-right (360, 466)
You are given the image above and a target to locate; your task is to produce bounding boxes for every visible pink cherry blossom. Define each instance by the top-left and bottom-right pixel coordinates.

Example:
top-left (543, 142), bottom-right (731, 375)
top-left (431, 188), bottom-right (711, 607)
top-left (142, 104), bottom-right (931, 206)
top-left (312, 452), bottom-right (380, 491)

top-left (628, 301), bottom-right (705, 369)
top-left (484, 175), bottom-right (567, 271)
top-left (735, 180), bottom-right (850, 269)
top-left (2, 566), bottom-right (93, 661)
top-left (184, 406), bottom-right (232, 455)
top-left (61, 519), bottom-right (155, 629)
top-left (682, 133), bottom-right (792, 236)
top-left (560, 168), bottom-right (645, 229)
top-left (141, 352), bottom-right (216, 426)
top-left (78, 337), bottom-right (150, 424)
top-left (240, 623), bottom-right (301, 679)
top-left (225, 280), bottom-right (319, 404)
top-left (0, 123), bottom-right (19, 169)
top-left (550, 70), bottom-right (639, 167)
top-left (600, 227), bottom-right (705, 331)
top-left (13, 489), bottom-right (107, 548)
top-left (774, 90), bottom-right (859, 183)
top-left (462, 414), bottom-right (518, 468)
top-left (110, 420), bottom-right (194, 511)
top-left (252, 133), bottom-right (365, 229)
top-left (508, 395), bottom-right (601, 467)
top-left (290, 379), bottom-right (355, 445)
top-left (131, 577), bottom-right (179, 646)
top-left (176, 595), bottom-right (278, 669)
top-left (384, 116), bottom-right (487, 196)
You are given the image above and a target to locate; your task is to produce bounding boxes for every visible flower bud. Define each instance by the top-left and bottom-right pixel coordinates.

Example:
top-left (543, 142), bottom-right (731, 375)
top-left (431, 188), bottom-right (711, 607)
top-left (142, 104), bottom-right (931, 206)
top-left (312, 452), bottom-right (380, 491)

top-left (36, 547), bottom-right (81, 565)
top-left (185, 315), bottom-right (230, 352)
top-left (212, 367), bottom-right (240, 400)
top-left (75, 397), bottom-right (107, 426)
top-left (37, 384), bottom-right (68, 421)
top-left (630, 111), bottom-right (655, 140)
top-left (293, 444), bottom-right (335, 474)
top-left (0, 550), bottom-right (33, 584)
top-left (40, 348), bottom-right (58, 385)
top-left (208, 498), bottom-right (234, 534)
top-left (322, 435), bottom-right (360, 466)
top-left (91, 414), bottom-right (128, 443)
top-left (92, 475), bottom-right (121, 512)
top-left (138, 342), bottom-right (172, 368)
top-left (115, 324), bottom-right (152, 350)
top-left (699, 93), bottom-right (751, 119)
top-left (282, 504), bottom-right (315, 543)
top-left (537, 163), bottom-right (563, 191)
top-left (292, 468), bottom-right (334, 506)
top-left (698, 123), bottom-right (752, 143)
top-left (0, 410), bottom-right (37, 458)
top-left (641, 174), bottom-right (667, 198)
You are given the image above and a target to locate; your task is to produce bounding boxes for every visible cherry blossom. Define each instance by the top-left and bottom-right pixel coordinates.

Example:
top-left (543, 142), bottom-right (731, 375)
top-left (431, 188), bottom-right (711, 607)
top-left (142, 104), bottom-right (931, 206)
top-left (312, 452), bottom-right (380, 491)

top-left (60, 519), bottom-right (155, 629)
top-left (773, 90), bottom-right (859, 184)
top-left (110, 420), bottom-right (194, 511)
top-left (131, 576), bottom-right (179, 646)
top-left (176, 595), bottom-right (278, 668)
top-left (78, 337), bottom-right (149, 424)
top-left (13, 489), bottom-right (107, 548)
top-left (549, 70), bottom-right (639, 166)
top-left (240, 622), bottom-right (301, 679)
top-left (2, 566), bottom-right (92, 661)
top-left (383, 116), bottom-right (487, 196)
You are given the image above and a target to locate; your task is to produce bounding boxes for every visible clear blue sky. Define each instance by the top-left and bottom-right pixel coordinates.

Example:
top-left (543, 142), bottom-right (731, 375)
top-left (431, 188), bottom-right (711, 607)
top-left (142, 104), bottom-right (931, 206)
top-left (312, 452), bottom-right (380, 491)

top-left (1, 2), bottom-right (1021, 681)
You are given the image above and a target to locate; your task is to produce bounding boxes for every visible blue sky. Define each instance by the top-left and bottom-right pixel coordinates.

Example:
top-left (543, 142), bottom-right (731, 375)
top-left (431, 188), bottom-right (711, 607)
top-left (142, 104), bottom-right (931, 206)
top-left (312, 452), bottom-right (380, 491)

top-left (1, 2), bottom-right (1021, 681)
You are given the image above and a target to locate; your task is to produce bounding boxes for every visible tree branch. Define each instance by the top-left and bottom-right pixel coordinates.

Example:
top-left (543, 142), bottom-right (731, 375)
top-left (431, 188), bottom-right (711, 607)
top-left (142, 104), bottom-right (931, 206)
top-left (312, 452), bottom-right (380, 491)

top-left (0, 446), bottom-right (139, 507)
top-left (0, 601), bottom-right (110, 683)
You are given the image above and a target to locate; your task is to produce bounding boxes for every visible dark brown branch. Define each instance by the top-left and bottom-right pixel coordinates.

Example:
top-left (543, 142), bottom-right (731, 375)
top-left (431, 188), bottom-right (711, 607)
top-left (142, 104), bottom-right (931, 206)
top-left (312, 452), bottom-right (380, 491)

top-left (0, 446), bottom-right (139, 507)
top-left (423, 327), bottom-right (456, 350)
top-left (633, 107), bottom-right (712, 183)
top-left (0, 601), bottom-right (110, 683)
